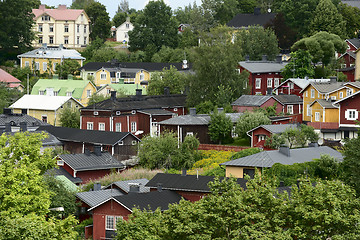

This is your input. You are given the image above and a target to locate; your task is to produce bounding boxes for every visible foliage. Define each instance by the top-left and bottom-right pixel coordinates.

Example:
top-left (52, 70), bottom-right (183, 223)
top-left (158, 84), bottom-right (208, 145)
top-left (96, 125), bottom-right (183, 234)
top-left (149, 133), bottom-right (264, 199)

top-left (309, 0), bottom-right (346, 38)
top-left (203, 165), bottom-right (226, 177)
top-left (292, 31), bottom-right (347, 67)
top-left (338, 3), bottom-right (360, 39)
top-left (234, 26), bottom-right (280, 61)
top-left (178, 28), bottom-right (198, 48)
top-left (81, 37), bottom-right (105, 61)
top-left (129, 0), bottom-right (178, 54)
top-left (151, 46), bottom-right (194, 63)
top-left (112, 11), bottom-right (127, 28)
top-left (0, 83), bottom-right (24, 113)
top-left (230, 147), bottom-right (262, 160)
top-left (55, 60), bottom-right (81, 79)
top-left (341, 136), bottom-right (360, 195)
top-left (253, 102), bottom-right (278, 117)
top-left (138, 132), bottom-right (200, 170)
top-left (74, 217), bottom-right (93, 239)
top-left (70, 0), bottom-right (95, 9)
top-left (116, 176), bottom-right (360, 239)
top-left (0, 0), bottom-right (39, 52)
top-left (265, 133), bottom-right (286, 149)
top-left (194, 101), bottom-right (214, 114)
top-left (59, 107), bottom-right (80, 128)
top-left (282, 50), bottom-right (315, 79)
top-left (201, 0), bottom-right (239, 24)
top-left (91, 47), bottom-right (129, 62)
top-left (190, 150), bottom-right (234, 174)
top-left (85, 2), bottom-right (111, 41)
top-left (208, 110), bottom-right (233, 144)
top-left (87, 94), bottom-right (111, 106)
top-left (147, 66), bottom-right (188, 95)
top-left (235, 111), bottom-right (271, 138)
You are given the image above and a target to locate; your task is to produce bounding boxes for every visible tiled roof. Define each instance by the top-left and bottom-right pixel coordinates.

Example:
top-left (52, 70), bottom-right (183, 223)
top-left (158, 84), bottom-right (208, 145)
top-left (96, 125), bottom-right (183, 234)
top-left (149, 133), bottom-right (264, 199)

top-left (273, 95), bottom-right (302, 104)
top-left (82, 94), bottom-right (187, 111)
top-left (231, 95), bottom-right (272, 107)
top-left (107, 179), bottom-right (150, 194)
top-left (274, 78), bottom-right (331, 91)
top-left (145, 173), bottom-right (248, 192)
top-left (227, 13), bottom-right (276, 28)
top-left (80, 62), bottom-right (192, 72)
top-left (239, 61), bottom-right (288, 73)
top-left (37, 125), bottom-right (139, 146)
top-left (76, 189), bottom-right (123, 208)
top-left (0, 68), bottom-right (21, 84)
top-left (9, 95), bottom-right (82, 110)
top-left (17, 46), bottom-right (85, 60)
top-left (59, 152), bottom-right (125, 171)
top-left (31, 79), bottom-right (94, 99)
top-left (221, 146), bottom-right (343, 168)
top-left (345, 81), bottom-right (360, 89)
top-left (32, 8), bottom-right (86, 21)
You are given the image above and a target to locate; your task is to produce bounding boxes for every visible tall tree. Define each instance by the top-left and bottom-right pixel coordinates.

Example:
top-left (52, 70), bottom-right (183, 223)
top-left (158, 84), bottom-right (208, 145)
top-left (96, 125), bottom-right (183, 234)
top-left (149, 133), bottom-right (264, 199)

top-left (338, 3), bottom-right (360, 39)
top-left (55, 60), bottom-right (81, 79)
top-left (0, 0), bottom-right (40, 52)
top-left (202, 0), bottom-right (239, 24)
top-left (117, 0), bottom-right (129, 13)
top-left (208, 110), bottom-right (233, 144)
top-left (59, 107), bottom-right (80, 128)
top-left (282, 50), bottom-right (315, 79)
top-left (129, 0), bottom-right (178, 53)
top-left (235, 111), bottom-right (271, 138)
top-left (309, 0), bottom-right (346, 38)
top-left (70, 0), bottom-right (95, 9)
top-left (85, 2), bottom-right (111, 41)
top-left (341, 136), bottom-right (360, 195)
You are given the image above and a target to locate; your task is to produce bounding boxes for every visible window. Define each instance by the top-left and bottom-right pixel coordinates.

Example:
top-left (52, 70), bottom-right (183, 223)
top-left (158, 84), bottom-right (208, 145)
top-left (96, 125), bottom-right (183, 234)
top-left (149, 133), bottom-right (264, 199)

top-left (307, 104), bottom-right (311, 116)
top-left (38, 36), bottom-right (43, 44)
top-left (347, 88), bottom-right (353, 96)
top-left (66, 91), bottom-right (72, 97)
top-left (39, 90), bottom-right (45, 95)
top-left (42, 115), bottom-right (47, 123)
top-left (87, 122), bottom-right (93, 130)
top-left (315, 112), bottom-right (320, 122)
top-left (258, 135), bottom-right (266, 141)
top-left (42, 15), bottom-right (50, 21)
top-left (131, 122), bottom-right (137, 132)
top-left (49, 25), bottom-right (54, 32)
top-left (267, 78), bottom-right (272, 88)
top-left (57, 160), bottom-right (64, 166)
top-left (84, 37), bottom-right (87, 45)
top-left (125, 32), bottom-right (128, 38)
top-left (116, 72), bottom-right (121, 79)
top-left (49, 36), bottom-right (54, 44)
top-left (115, 123), bottom-right (121, 132)
top-left (311, 89), bottom-right (315, 98)
top-left (35, 62), bottom-right (40, 70)
top-left (43, 62), bottom-right (47, 71)
top-left (77, 36), bottom-right (80, 45)
top-left (186, 132), bottom-right (193, 136)
top-left (38, 25), bottom-right (43, 32)
top-left (255, 78), bottom-right (261, 89)
top-left (53, 91), bottom-right (58, 96)
top-left (106, 216), bottom-right (123, 230)
top-left (25, 61), bottom-right (29, 67)
top-left (340, 92), bottom-right (343, 98)
top-left (274, 78), bottom-right (279, 87)
top-left (126, 23), bottom-right (129, 28)
top-left (64, 25), bottom-right (69, 32)
top-left (98, 123), bottom-right (105, 131)
top-left (132, 140), bottom-right (137, 145)
top-left (81, 14), bottom-right (84, 21)
top-left (305, 91), bottom-right (308, 97)
top-left (287, 105), bottom-right (293, 114)
top-left (77, 24), bottom-right (80, 33)
top-left (100, 72), bottom-right (107, 80)
top-left (140, 73), bottom-right (145, 81)
top-left (87, 89), bottom-right (91, 98)
top-left (118, 141), bottom-right (124, 145)
top-left (345, 109), bottom-right (358, 120)
top-left (84, 25), bottom-right (86, 33)
top-left (64, 36), bottom-right (69, 44)
top-left (299, 105), bottom-right (302, 114)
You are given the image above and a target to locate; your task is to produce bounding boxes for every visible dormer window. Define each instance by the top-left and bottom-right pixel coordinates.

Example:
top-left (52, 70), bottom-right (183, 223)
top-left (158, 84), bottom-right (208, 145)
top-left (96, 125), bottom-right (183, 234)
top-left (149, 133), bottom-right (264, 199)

top-left (66, 91), bottom-right (72, 97)
top-left (42, 15), bottom-right (50, 21)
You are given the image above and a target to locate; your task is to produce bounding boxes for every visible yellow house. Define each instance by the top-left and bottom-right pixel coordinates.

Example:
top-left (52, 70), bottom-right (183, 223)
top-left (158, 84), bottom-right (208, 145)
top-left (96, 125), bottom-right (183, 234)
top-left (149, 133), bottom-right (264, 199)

top-left (355, 48), bottom-right (360, 80)
top-left (17, 45), bottom-right (85, 75)
top-left (9, 95), bottom-right (83, 126)
top-left (309, 99), bottom-right (339, 123)
top-left (94, 68), bottom-right (150, 87)
top-left (32, 4), bottom-right (90, 48)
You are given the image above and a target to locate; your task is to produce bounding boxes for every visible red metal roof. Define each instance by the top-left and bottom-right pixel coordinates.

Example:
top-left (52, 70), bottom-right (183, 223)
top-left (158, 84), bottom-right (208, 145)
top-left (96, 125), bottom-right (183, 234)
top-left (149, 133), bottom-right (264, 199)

top-left (0, 68), bottom-right (21, 84)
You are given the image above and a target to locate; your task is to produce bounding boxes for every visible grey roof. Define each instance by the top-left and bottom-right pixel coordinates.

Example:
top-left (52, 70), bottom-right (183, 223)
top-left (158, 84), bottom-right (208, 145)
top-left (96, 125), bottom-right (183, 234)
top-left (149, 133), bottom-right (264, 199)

top-left (346, 37), bottom-right (360, 48)
top-left (138, 109), bottom-right (175, 116)
top-left (310, 99), bottom-right (337, 109)
top-left (227, 12), bottom-right (276, 28)
top-left (345, 81), bottom-right (360, 89)
top-left (250, 124), bottom-right (299, 135)
top-left (221, 146), bottom-right (343, 168)
top-left (273, 95), bottom-right (302, 104)
top-left (76, 189), bottom-right (123, 208)
top-left (311, 82), bottom-right (344, 94)
top-left (342, 1), bottom-right (360, 10)
top-left (17, 46), bottom-right (85, 60)
top-left (159, 113), bottom-right (243, 126)
top-left (239, 61), bottom-right (288, 73)
top-left (34, 130), bottom-right (63, 146)
top-left (59, 152), bottom-right (125, 171)
top-left (108, 179), bottom-right (150, 193)
top-left (231, 95), bottom-right (272, 106)
top-left (0, 113), bottom-right (49, 127)
top-left (274, 78), bottom-right (331, 91)
top-left (225, 113), bottom-right (243, 123)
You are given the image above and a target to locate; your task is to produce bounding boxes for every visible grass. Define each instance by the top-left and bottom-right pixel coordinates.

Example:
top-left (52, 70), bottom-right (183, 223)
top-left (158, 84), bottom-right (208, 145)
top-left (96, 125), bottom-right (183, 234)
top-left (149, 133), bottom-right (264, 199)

top-left (105, 41), bottom-right (126, 48)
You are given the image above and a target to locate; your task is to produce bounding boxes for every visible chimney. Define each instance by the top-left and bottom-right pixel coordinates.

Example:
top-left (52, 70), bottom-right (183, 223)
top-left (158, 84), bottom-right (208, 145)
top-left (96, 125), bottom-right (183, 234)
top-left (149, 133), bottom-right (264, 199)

top-left (189, 108), bottom-right (196, 116)
top-left (308, 142), bottom-right (319, 148)
top-left (58, 4), bottom-right (67, 10)
top-left (262, 55), bottom-right (268, 62)
top-left (39, 4), bottom-right (46, 10)
top-left (3, 108), bottom-right (12, 115)
top-left (279, 181), bottom-right (285, 187)
top-left (84, 148), bottom-right (91, 156)
top-left (329, 76), bottom-right (337, 83)
top-left (217, 108), bottom-right (224, 113)
top-left (266, 88), bottom-right (273, 95)
top-left (245, 55), bottom-right (250, 61)
top-left (111, 91), bottom-right (117, 101)
top-left (93, 145), bottom-right (102, 156)
top-left (279, 145), bottom-right (290, 157)
top-left (157, 183), bottom-right (162, 192)
top-left (93, 182), bottom-right (101, 191)
top-left (42, 43), bottom-right (47, 49)
top-left (164, 87), bottom-right (170, 96)
top-left (20, 122), bottom-right (27, 132)
top-left (21, 109), bottom-right (27, 115)
top-left (276, 54), bottom-right (282, 63)
top-left (5, 122), bottom-right (11, 132)
top-left (254, 7), bottom-right (261, 15)
top-left (181, 168), bottom-right (187, 176)
top-left (135, 89), bottom-right (142, 98)
top-left (129, 183), bottom-right (140, 194)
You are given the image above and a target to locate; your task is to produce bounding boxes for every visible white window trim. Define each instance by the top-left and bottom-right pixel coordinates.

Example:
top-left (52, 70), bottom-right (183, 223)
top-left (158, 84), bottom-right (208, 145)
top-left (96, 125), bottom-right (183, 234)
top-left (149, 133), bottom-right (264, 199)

top-left (115, 123), bottom-right (122, 132)
top-left (345, 109), bottom-right (358, 120)
top-left (315, 112), bottom-right (320, 122)
top-left (274, 78), bottom-right (279, 88)
top-left (311, 89), bottom-right (315, 98)
top-left (100, 72), bottom-right (107, 80)
top-left (287, 105), bottom-right (293, 114)
top-left (340, 92), bottom-right (343, 98)
top-left (307, 104), bottom-right (311, 116)
top-left (131, 122), bottom-right (137, 132)
top-left (98, 122), bottom-right (105, 131)
top-left (255, 78), bottom-right (261, 89)
top-left (87, 122), bottom-right (93, 130)
top-left (267, 78), bottom-right (272, 88)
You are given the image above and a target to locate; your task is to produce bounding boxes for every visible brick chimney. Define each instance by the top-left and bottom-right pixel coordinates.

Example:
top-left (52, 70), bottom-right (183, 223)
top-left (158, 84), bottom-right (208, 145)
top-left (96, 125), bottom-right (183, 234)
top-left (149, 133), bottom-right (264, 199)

top-left (58, 5), bottom-right (67, 10)
top-left (39, 4), bottom-right (46, 10)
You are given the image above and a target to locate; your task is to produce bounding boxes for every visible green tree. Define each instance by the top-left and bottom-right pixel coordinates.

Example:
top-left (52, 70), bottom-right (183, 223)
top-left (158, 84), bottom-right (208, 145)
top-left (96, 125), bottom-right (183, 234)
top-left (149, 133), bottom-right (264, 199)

top-left (202, 0), bottom-right (239, 24)
top-left (129, 0), bottom-right (178, 53)
top-left (55, 60), bottom-right (81, 79)
top-left (85, 2), bottom-right (111, 41)
top-left (341, 136), bottom-right (360, 195)
top-left (138, 132), bottom-right (199, 170)
top-left (234, 26), bottom-right (279, 61)
top-left (309, 0), bottom-right (346, 38)
top-left (59, 107), bottom-right (80, 128)
top-left (265, 133), bottom-right (286, 149)
top-left (338, 3), bottom-right (360, 39)
top-left (82, 37), bottom-right (106, 61)
top-left (112, 11), bottom-right (127, 28)
top-left (292, 31), bottom-right (347, 67)
top-left (237, 0), bottom-right (258, 13)
top-left (282, 127), bottom-right (300, 148)
top-left (87, 93), bottom-right (111, 106)
top-left (147, 66), bottom-right (187, 95)
top-left (0, 0), bottom-right (39, 53)
top-left (0, 83), bottom-right (24, 113)
top-left (70, 0), bottom-right (95, 9)
top-left (208, 110), bottom-right (233, 144)
top-left (235, 111), bottom-right (271, 138)
top-left (282, 50), bottom-right (315, 79)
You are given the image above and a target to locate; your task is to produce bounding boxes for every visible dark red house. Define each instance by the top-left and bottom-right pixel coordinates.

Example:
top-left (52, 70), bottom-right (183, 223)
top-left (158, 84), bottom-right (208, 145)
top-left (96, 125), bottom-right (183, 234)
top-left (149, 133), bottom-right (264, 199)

top-left (273, 78), bottom-right (332, 97)
top-left (238, 58), bottom-right (288, 95)
top-left (80, 90), bottom-right (186, 138)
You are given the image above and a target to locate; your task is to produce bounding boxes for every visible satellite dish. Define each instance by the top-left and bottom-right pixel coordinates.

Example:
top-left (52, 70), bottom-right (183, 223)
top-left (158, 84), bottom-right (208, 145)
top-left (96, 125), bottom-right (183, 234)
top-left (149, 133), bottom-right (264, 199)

top-left (267, 8), bottom-right (271, 13)
top-left (318, 138), bottom-right (324, 146)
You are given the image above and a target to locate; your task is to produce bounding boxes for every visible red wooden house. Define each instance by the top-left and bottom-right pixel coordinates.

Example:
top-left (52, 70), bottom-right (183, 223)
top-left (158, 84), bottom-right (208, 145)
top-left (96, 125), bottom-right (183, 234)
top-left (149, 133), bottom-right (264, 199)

top-left (273, 78), bottom-right (330, 97)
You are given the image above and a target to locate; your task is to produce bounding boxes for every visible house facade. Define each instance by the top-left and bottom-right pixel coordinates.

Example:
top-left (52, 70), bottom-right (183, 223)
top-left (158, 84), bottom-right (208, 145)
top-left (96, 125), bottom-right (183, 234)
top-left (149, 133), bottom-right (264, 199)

top-left (274, 78), bottom-right (330, 97)
top-left (0, 68), bottom-right (24, 91)
top-left (115, 17), bottom-right (133, 43)
top-left (94, 67), bottom-right (150, 86)
top-left (96, 83), bottom-right (147, 97)
top-left (32, 4), bottom-right (90, 48)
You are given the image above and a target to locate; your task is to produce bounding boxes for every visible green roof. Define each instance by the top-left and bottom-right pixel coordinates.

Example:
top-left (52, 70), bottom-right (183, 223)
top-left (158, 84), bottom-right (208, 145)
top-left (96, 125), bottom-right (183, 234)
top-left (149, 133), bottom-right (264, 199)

top-left (55, 175), bottom-right (79, 192)
top-left (108, 84), bottom-right (147, 95)
top-left (31, 79), bottom-right (94, 99)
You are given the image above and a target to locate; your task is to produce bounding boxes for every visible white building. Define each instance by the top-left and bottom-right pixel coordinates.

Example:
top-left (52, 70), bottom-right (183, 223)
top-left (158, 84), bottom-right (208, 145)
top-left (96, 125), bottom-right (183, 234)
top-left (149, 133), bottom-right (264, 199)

top-left (115, 17), bottom-right (133, 44)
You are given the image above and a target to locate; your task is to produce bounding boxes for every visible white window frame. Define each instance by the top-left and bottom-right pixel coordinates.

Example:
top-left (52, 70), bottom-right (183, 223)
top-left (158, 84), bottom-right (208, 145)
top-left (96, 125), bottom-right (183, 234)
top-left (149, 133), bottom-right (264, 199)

top-left (267, 78), bottom-right (272, 88)
top-left (86, 89), bottom-right (91, 98)
top-left (84, 37), bottom-right (87, 45)
top-left (115, 123), bottom-right (121, 132)
top-left (274, 78), bottom-right (279, 87)
top-left (49, 25), bottom-right (54, 32)
top-left (77, 24), bottom-right (80, 33)
top-left (347, 88), bottom-right (353, 96)
top-left (66, 91), bottom-right (72, 97)
top-left (340, 92), bottom-right (343, 99)
top-left (64, 25), bottom-right (69, 33)
top-left (39, 90), bottom-right (45, 95)
top-left (49, 36), bottom-right (54, 44)
top-left (100, 72), bottom-right (107, 80)
top-left (131, 122), bottom-right (137, 132)
top-left (35, 62), bottom-right (40, 70)
top-left (38, 36), bottom-right (43, 44)
top-left (311, 89), bottom-right (315, 98)
top-left (186, 132), bottom-right (194, 136)
top-left (255, 78), bottom-right (261, 89)
top-left (57, 160), bottom-right (64, 166)
top-left (287, 105), bottom-right (294, 114)
top-left (345, 109), bottom-right (358, 120)
top-left (38, 24), bottom-right (43, 32)
top-left (132, 140), bottom-right (137, 145)
top-left (43, 62), bottom-right (47, 72)
top-left (105, 216), bottom-right (115, 230)
top-left (307, 104), bottom-right (311, 116)
top-left (305, 91), bottom-right (308, 97)
top-left (25, 61), bottom-right (29, 67)
top-left (42, 115), bottom-right (47, 123)
top-left (98, 123), bottom-right (105, 131)
top-left (64, 36), bottom-right (69, 44)
top-left (315, 112), bottom-right (320, 122)
top-left (53, 63), bottom-right (57, 71)
top-left (87, 122), bottom-right (93, 130)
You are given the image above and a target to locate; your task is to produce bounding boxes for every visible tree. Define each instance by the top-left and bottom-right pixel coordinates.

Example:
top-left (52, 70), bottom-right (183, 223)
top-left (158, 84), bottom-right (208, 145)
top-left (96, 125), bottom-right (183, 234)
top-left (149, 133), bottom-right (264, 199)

top-left (138, 132), bottom-right (199, 170)
top-left (235, 112), bottom-right (271, 138)
top-left (265, 133), bottom-right (286, 149)
top-left (112, 11), bottom-right (127, 28)
top-left (118, 0), bottom-right (129, 13)
top-left (282, 50), bottom-right (315, 79)
top-left (341, 137), bottom-right (360, 195)
top-left (59, 107), bottom-right (80, 128)
top-left (85, 2), bottom-right (111, 41)
top-left (338, 3), bottom-right (360, 39)
top-left (87, 94), bottom-right (111, 106)
top-left (0, 83), bottom-right (23, 113)
top-left (309, 0), bottom-right (346, 38)
top-left (129, 0), bottom-right (178, 53)
top-left (0, 0), bottom-right (39, 52)
top-left (202, 0), bottom-right (239, 24)
top-left (292, 31), bottom-right (347, 67)
top-left (234, 26), bottom-right (279, 61)
top-left (147, 66), bottom-right (188, 95)
top-left (70, 0), bottom-right (95, 9)
top-left (208, 110), bottom-right (233, 144)
top-left (55, 60), bottom-right (81, 79)
top-left (237, 0), bottom-right (258, 13)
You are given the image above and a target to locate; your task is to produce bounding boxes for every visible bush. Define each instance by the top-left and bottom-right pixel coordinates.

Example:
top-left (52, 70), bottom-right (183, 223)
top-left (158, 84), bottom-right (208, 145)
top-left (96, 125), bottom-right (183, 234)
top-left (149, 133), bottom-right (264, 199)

top-left (230, 148), bottom-right (262, 160)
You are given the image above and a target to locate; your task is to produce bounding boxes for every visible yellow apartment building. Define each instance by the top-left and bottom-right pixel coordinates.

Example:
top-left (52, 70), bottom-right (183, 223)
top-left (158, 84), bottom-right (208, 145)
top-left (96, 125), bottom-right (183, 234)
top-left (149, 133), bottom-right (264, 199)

top-left (94, 68), bottom-right (150, 87)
